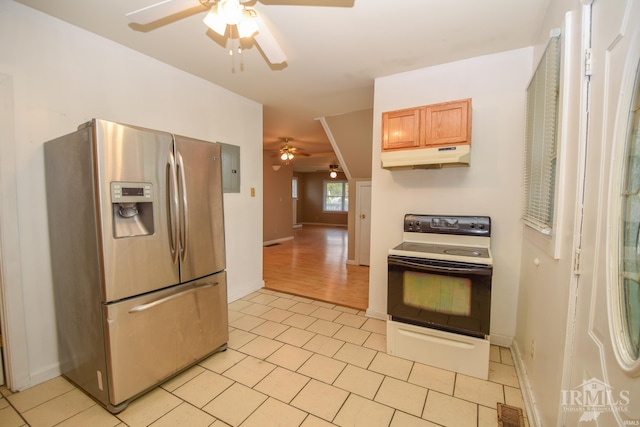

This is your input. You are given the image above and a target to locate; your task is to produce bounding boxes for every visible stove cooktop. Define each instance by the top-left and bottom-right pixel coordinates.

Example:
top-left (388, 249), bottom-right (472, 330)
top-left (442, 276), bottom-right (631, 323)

top-left (389, 214), bottom-right (493, 265)
top-left (389, 241), bottom-right (493, 265)
top-left (392, 242), bottom-right (490, 259)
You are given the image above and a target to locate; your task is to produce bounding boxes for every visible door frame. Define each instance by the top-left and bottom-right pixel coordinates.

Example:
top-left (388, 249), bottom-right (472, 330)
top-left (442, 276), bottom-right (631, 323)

top-left (0, 73), bottom-right (30, 391)
top-left (558, 3), bottom-right (592, 422)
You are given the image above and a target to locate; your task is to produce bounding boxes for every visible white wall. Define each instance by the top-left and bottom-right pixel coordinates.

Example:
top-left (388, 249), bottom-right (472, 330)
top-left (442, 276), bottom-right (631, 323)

top-left (368, 48), bottom-right (532, 346)
top-left (0, 1), bottom-right (264, 390)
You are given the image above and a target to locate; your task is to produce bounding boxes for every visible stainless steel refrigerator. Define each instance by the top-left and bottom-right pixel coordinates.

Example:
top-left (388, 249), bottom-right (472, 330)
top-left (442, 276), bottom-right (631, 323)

top-left (44, 119), bottom-right (228, 413)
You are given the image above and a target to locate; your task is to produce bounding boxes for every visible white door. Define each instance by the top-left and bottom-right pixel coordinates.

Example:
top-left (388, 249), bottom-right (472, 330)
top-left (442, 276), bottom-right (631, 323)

top-left (565, 1), bottom-right (640, 425)
top-left (292, 177), bottom-right (299, 227)
top-left (356, 182), bottom-right (371, 266)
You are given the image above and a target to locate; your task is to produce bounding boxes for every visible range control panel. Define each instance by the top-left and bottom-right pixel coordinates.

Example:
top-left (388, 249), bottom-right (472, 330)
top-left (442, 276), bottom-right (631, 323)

top-left (403, 214), bottom-right (491, 236)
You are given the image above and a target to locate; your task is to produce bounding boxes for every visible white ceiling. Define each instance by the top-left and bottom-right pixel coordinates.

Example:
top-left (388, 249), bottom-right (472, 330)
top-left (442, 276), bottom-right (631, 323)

top-left (15, 0), bottom-right (549, 169)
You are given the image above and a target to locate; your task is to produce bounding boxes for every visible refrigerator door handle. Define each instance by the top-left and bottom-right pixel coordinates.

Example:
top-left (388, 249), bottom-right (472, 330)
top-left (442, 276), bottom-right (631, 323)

top-left (176, 151), bottom-right (189, 262)
top-left (167, 150), bottom-right (180, 264)
top-left (128, 282), bottom-right (219, 313)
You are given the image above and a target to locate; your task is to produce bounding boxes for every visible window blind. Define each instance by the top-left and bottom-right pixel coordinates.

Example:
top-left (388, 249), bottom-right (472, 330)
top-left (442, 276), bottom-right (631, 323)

top-left (522, 34), bottom-right (561, 235)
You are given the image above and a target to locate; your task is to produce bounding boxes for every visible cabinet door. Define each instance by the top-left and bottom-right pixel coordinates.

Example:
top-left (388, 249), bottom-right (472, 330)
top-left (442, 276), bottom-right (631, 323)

top-left (423, 99), bottom-right (471, 147)
top-left (382, 108), bottom-right (422, 151)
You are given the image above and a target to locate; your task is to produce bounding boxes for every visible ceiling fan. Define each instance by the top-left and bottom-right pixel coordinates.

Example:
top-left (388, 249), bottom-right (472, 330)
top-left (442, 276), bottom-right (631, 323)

top-left (328, 163), bottom-right (341, 178)
top-left (125, 0), bottom-right (286, 64)
top-left (271, 137), bottom-right (309, 163)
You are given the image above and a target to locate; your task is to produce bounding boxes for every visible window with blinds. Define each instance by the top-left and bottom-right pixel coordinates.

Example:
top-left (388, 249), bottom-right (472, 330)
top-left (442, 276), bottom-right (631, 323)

top-left (522, 33), bottom-right (561, 235)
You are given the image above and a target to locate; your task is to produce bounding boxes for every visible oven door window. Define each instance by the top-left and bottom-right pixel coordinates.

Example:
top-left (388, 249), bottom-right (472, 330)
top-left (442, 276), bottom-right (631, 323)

top-left (403, 271), bottom-right (472, 316)
top-left (388, 256), bottom-right (492, 338)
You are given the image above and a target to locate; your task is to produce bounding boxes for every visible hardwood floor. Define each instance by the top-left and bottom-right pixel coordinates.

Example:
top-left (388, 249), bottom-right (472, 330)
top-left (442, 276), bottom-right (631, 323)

top-left (263, 225), bottom-right (370, 311)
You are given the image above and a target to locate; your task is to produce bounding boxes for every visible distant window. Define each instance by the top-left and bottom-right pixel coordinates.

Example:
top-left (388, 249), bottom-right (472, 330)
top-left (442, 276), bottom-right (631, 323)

top-left (323, 180), bottom-right (348, 212)
top-left (292, 177), bottom-right (298, 199)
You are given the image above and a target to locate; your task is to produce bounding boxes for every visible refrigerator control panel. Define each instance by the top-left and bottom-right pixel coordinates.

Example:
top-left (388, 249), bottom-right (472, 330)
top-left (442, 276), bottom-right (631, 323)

top-left (111, 182), bottom-right (153, 203)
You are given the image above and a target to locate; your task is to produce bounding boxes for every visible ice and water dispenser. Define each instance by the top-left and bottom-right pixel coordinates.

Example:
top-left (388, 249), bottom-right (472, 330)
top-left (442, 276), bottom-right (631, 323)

top-left (110, 182), bottom-right (154, 238)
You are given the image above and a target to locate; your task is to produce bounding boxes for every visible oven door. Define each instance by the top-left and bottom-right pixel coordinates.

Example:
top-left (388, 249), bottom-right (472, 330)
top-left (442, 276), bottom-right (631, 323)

top-left (387, 255), bottom-right (492, 339)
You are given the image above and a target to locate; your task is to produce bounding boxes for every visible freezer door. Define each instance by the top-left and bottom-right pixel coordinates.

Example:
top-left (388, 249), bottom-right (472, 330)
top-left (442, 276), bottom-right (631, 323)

top-left (103, 272), bottom-right (228, 406)
top-left (94, 120), bottom-right (179, 301)
top-left (174, 135), bottom-right (226, 282)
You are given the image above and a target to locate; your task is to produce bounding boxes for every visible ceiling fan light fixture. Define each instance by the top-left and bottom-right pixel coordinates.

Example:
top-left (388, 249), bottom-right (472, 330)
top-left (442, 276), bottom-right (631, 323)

top-left (203, 7), bottom-right (227, 36)
top-left (329, 163), bottom-right (339, 179)
top-left (204, 0), bottom-right (256, 37)
top-left (237, 15), bottom-right (259, 38)
top-left (219, 0), bottom-right (243, 24)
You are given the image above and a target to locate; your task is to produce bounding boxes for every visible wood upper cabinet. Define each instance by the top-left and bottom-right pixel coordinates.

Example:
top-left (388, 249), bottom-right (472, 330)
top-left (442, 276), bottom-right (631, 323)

top-left (381, 107), bottom-right (421, 150)
top-left (382, 98), bottom-right (471, 151)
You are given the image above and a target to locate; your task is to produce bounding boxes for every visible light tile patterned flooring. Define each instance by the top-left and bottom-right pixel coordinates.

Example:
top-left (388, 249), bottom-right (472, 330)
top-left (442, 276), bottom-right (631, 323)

top-left (0, 289), bottom-right (529, 427)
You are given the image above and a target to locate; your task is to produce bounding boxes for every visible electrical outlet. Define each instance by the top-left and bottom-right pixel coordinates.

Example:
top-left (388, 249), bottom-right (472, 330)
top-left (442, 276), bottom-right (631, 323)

top-left (530, 338), bottom-right (536, 359)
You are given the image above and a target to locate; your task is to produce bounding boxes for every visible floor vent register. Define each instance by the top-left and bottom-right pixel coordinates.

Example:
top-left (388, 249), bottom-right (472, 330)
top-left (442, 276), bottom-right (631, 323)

top-left (497, 403), bottom-right (525, 427)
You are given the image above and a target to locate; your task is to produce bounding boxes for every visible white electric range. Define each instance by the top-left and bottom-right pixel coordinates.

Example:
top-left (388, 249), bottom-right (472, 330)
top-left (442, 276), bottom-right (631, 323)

top-left (387, 214), bottom-right (493, 380)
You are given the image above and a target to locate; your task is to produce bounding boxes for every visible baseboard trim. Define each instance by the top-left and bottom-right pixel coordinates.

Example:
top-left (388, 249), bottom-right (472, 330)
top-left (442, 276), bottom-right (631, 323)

top-left (263, 236), bottom-right (293, 247)
top-left (512, 340), bottom-right (542, 427)
top-left (227, 280), bottom-right (265, 303)
top-left (489, 333), bottom-right (513, 348)
top-left (16, 364), bottom-right (61, 392)
top-left (365, 308), bottom-right (387, 320)
top-left (299, 222), bottom-right (347, 228)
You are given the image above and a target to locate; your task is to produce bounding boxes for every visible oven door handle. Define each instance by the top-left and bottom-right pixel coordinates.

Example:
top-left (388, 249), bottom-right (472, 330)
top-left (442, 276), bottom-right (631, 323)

top-left (388, 257), bottom-right (492, 275)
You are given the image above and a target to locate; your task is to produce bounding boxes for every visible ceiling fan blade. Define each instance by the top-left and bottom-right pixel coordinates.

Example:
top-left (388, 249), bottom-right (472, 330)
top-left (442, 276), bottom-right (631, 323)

top-left (125, 0), bottom-right (200, 25)
top-left (253, 16), bottom-right (287, 64)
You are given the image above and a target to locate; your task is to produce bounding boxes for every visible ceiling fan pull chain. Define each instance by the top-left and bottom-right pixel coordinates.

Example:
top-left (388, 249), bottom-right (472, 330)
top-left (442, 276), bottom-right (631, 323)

top-left (227, 26), bottom-right (244, 73)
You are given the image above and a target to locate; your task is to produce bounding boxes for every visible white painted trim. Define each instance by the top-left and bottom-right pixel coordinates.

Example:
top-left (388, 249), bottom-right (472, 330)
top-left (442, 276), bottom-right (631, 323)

top-left (489, 333), bottom-right (513, 348)
top-left (263, 236), bottom-right (293, 246)
top-left (227, 280), bottom-right (265, 303)
top-left (298, 222), bottom-right (347, 228)
top-left (365, 308), bottom-right (386, 320)
top-left (559, 6), bottom-right (591, 423)
top-left (512, 340), bottom-right (542, 427)
top-left (317, 117), bottom-right (351, 180)
top-left (0, 74), bottom-right (31, 392)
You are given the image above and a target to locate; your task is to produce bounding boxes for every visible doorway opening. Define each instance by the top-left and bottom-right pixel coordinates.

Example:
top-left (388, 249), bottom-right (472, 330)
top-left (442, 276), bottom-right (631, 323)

top-left (263, 225), bottom-right (369, 311)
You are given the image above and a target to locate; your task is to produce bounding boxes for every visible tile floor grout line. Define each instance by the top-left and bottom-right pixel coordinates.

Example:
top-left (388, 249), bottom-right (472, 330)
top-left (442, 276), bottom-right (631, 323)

top-left (9, 288), bottom-right (525, 427)
top-left (229, 323), bottom-right (429, 426)
top-left (2, 396), bottom-right (30, 427)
